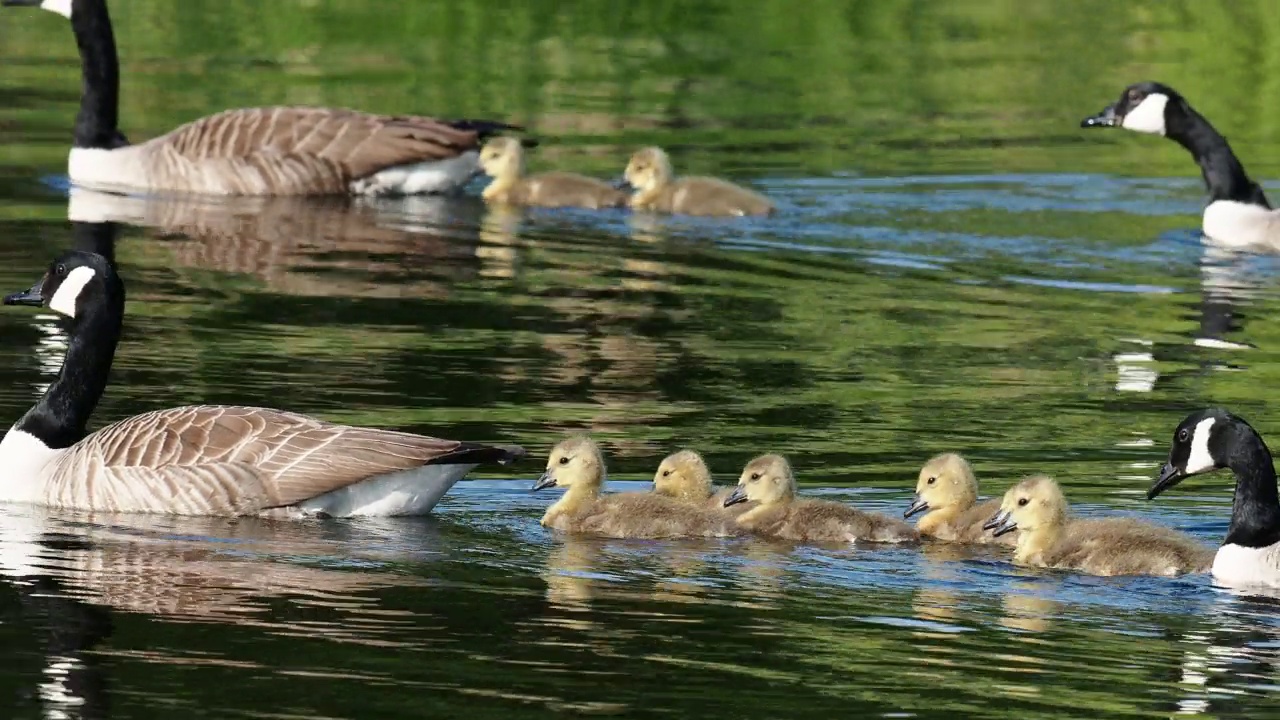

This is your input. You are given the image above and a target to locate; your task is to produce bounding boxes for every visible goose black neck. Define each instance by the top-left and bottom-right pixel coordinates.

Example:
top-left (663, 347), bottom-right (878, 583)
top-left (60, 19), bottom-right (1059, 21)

top-left (70, 0), bottom-right (122, 149)
top-left (1222, 423), bottom-right (1280, 549)
top-left (15, 285), bottom-right (123, 450)
top-left (1165, 100), bottom-right (1270, 209)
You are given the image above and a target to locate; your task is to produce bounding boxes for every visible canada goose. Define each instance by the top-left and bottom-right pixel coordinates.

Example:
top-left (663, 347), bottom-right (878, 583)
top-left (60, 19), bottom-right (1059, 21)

top-left (478, 137), bottom-right (626, 210)
top-left (984, 475), bottom-right (1211, 577)
top-left (619, 147), bottom-right (774, 217)
top-left (0, 250), bottom-right (525, 516)
top-left (1082, 81), bottom-right (1277, 248)
top-left (652, 449), bottom-right (751, 514)
top-left (904, 453), bottom-right (1014, 545)
top-left (723, 454), bottom-right (918, 544)
top-left (532, 436), bottom-right (739, 538)
top-left (4, 0), bottom-right (523, 196)
top-left (1150, 408), bottom-right (1280, 587)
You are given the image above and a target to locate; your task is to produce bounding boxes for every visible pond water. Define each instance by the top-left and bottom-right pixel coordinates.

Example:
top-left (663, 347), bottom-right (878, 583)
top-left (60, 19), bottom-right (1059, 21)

top-left (3, 0), bottom-right (1280, 717)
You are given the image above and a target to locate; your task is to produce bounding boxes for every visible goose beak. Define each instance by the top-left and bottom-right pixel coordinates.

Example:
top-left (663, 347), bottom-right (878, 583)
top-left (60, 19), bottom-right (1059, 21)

top-left (1, 0), bottom-right (45, 7)
top-left (1081, 104), bottom-right (1120, 128)
top-left (531, 471), bottom-right (557, 492)
top-left (723, 485), bottom-right (749, 507)
top-left (984, 510), bottom-right (1017, 537)
top-left (1147, 462), bottom-right (1186, 500)
top-left (904, 496), bottom-right (929, 519)
top-left (613, 177), bottom-right (634, 191)
top-left (4, 280), bottom-right (44, 307)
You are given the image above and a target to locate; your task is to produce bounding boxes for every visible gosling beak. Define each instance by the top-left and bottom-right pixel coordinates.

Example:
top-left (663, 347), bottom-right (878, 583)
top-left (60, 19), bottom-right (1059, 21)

top-left (984, 510), bottom-right (1017, 537)
top-left (613, 177), bottom-right (634, 192)
top-left (4, 279), bottom-right (45, 307)
top-left (904, 496), bottom-right (929, 519)
top-left (1147, 462), bottom-right (1186, 500)
top-left (531, 471), bottom-right (557, 492)
top-left (723, 485), bottom-right (749, 507)
top-left (1081, 104), bottom-right (1120, 129)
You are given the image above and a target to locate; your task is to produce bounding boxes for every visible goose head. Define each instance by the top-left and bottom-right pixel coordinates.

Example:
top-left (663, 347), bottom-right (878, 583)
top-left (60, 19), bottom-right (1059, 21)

top-left (534, 435), bottom-right (605, 493)
top-left (4, 250), bottom-right (118, 320)
top-left (478, 137), bottom-right (525, 180)
top-left (1149, 408), bottom-right (1254, 499)
top-left (619, 147), bottom-right (674, 193)
top-left (984, 475), bottom-right (1066, 537)
top-left (725, 453), bottom-right (795, 508)
top-left (905, 453), bottom-right (977, 518)
top-left (1081, 81), bottom-right (1183, 136)
top-left (653, 450), bottom-right (713, 501)
top-left (1, 0), bottom-right (73, 19)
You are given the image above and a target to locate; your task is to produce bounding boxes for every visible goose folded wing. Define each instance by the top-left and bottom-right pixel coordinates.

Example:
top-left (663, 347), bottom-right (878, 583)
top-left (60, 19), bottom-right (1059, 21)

top-left (53, 406), bottom-right (495, 515)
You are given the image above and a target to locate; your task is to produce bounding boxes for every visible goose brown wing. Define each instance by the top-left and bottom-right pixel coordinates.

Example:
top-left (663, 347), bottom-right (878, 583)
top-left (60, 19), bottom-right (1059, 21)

top-left (47, 405), bottom-right (518, 515)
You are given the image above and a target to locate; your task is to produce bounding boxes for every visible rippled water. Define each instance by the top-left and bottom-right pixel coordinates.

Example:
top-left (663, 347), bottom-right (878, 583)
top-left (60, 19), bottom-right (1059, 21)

top-left (4, 1), bottom-right (1280, 717)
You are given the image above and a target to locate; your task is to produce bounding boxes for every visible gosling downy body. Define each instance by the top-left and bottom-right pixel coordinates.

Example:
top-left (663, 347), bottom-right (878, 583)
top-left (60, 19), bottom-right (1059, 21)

top-left (533, 436), bottom-right (738, 539)
top-left (986, 475), bottom-right (1211, 577)
top-left (1150, 408), bottom-right (1280, 587)
top-left (0, 251), bottom-right (526, 517)
top-left (904, 453), bottom-right (1013, 545)
top-left (621, 147), bottom-right (774, 217)
top-left (1082, 82), bottom-right (1278, 248)
top-left (479, 137), bottom-right (625, 210)
top-left (652, 449), bottom-right (751, 516)
top-left (724, 454), bottom-right (918, 544)
top-left (6, 0), bottom-right (521, 196)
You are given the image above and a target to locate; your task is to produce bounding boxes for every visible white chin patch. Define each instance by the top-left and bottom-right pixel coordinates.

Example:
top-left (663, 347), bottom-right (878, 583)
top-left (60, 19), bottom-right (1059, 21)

top-left (41, 0), bottom-right (73, 19)
top-left (1185, 417), bottom-right (1217, 474)
top-left (48, 266), bottom-right (96, 318)
top-left (1121, 93), bottom-right (1169, 135)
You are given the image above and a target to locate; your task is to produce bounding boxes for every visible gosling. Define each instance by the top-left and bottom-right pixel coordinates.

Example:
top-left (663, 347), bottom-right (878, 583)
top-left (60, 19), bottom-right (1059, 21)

top-left (983, 475), bottom-right (1212, 577)
top-left (723, 454), bottom-right (918, 544)
top-left (620, 146), bottom-right (774, 217)
top-left (479, 137), bottom-right (626, 210)
top-left (904, 453), bottom-right (1014, 545)
top-left (652, 450), bottom-right (751, 515)
top-left (533, 436), bottom-right (738, 539)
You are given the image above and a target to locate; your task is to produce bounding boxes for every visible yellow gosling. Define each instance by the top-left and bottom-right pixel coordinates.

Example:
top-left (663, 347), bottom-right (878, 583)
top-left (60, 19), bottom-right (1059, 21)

top-left (480, 137), bottom-right (626, 210)
top-left (622, 146), bottom-right (774, 217)
top-left (905, 453), bottom-right (1013, 545)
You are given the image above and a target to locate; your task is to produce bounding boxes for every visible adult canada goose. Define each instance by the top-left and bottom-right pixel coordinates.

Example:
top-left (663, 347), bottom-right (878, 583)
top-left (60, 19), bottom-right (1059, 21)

top-left (1081, 82), bottom-right (1277, 248)
top-left (985, 475), bottom-right (1211, 577)
top-left (478, 137), bottom-right (626, 210)
top-left (904, 453), bottom-right (1013, 545)
top-left (619, 147), bottom-right (775, 217)
top-left (1150, 408), bottom-right (1280, 587)
top-left (0, 250), bottom-right (525, 516)
top-left (723, 454), bottom-right (918, 544)
top-left (3, 0), bottom-right (522, 196)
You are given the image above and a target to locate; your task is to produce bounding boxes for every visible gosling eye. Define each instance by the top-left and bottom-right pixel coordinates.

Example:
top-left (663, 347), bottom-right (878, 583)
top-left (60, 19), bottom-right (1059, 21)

top-left (926, 476), bottom-right (936, 485)
top-left (749, 472), bottom-right (761, 481)
top-left (558, 456), bottom-right (570, 466)
top-left (1177, 428), bottom-right (1190, 443)
top-left (662, 470), bottom-right (671, 477)
top-left (1017, 497), bottom-right (1029, 507)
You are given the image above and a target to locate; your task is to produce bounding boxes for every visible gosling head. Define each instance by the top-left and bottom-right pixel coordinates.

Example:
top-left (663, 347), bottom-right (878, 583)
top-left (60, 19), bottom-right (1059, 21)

top-left (478, 136), bottom-right (525, 179)
top-left (533, 435), bottom-right (605, 492)
top-left (905, 453), bottom-right (977, 519)
top-left (1080, 81), bottom-right (1182, 136)
top-left (653, 450), bottom-right (713, 501)
top-left (983, 475), bottom-right (1066, 537)
top-left (1149, 408), bottom-right (1258, 500)
top-left (620, 147), bottom-right (675, 193)
top-left (724, 454), bottom-right (796, 508)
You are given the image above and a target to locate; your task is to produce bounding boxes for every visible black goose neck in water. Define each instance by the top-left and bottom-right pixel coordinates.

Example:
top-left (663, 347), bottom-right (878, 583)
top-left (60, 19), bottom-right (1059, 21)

top-left (70, 0), bottom-right (125, 149)
top-left (15, 271), bottom-right (124, 450)
top-left (1165, 98), bottom-right (1270, 209)
top-left (1222, 421), bottom-right (1280, 549)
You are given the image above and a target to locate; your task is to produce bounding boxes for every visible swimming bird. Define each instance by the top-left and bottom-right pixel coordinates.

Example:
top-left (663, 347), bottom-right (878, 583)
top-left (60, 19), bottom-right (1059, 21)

top-left (1082, 81), bottom-right (1277, 248)
top-left (0, 250), bottom-right (525, 516)
top-left (3, 0), bottom-right (522, 196)
top-left (533, 436), bottom-right (739, 538)
top-left (904, 453), bottom-right (1013, 545)
top-left (652, 449), bottom-right (751, 514)
top-left (984, 475), bottom-right (1211, 577)
top-left (723, 454), bottom-right (918, 544)
top-left (479, 137), bottom-right (626, 209)
top-left (1150, 408), bottom-right (1280, 587)
top-left (619, 147), bottom-right (774, 217)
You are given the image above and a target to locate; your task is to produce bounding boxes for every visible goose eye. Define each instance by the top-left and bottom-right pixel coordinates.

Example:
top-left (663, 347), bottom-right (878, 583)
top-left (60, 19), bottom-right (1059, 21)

top-left (1177, 428), bottom-right (1189, 443)
top-left (558, 456), bottom-right (570, 465)
top-left (662, 470), bottom-right (671, 477)
top-left (1017, 497), bottom-right (1029, 507)
top-left (926, 476), bottom-right (936, 485)
top-left (55, 263), bottom-right (67, 277)
top-left (1127, 88), bottom-right (1142, 103)
top-left (750, 472), bottom-right (761, 481)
